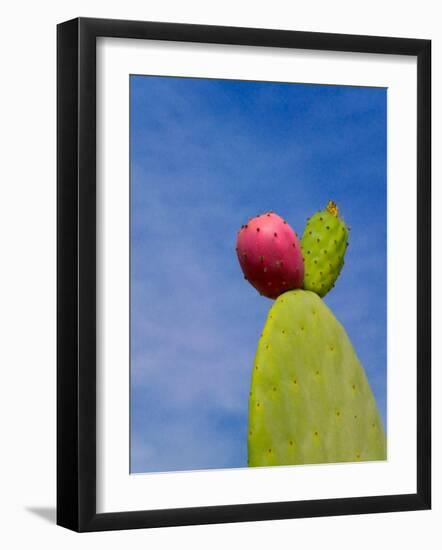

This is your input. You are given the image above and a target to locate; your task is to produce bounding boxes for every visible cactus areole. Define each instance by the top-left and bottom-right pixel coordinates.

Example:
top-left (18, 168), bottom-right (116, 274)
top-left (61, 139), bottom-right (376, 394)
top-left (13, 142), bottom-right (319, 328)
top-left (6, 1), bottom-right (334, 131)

top-left (236, 212), bottom-right (304, 299)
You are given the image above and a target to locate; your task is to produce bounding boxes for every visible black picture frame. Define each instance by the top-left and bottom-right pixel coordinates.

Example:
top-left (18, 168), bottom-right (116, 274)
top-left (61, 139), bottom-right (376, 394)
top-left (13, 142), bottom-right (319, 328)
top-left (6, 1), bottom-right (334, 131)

top-left (57, 17), bottom-right (431, 532)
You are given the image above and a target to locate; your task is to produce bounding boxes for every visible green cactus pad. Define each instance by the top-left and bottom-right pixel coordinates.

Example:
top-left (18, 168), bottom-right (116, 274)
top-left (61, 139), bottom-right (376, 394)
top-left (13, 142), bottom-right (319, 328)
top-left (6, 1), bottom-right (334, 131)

top-left (301, 201), bottom-right (349, 297)
top-left (248, 290), bottom-right (386, 467)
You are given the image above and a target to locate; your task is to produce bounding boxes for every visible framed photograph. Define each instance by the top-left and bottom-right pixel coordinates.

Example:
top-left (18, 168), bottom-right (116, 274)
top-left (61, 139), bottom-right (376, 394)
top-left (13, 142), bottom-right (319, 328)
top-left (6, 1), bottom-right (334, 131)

top-left (57, 17), bottom-right (431, 532)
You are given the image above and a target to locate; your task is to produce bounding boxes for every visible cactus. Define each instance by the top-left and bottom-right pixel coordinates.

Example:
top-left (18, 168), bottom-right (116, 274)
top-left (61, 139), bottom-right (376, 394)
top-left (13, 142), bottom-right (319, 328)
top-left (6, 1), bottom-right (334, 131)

top-left (235, 202), bottom-right (386, 468)
top-left (236, 212), bottom-right (304, 299)
top-left (301, 201), bottom-right (349, 297)
top-left (248, 290), bottom-right (386, 466)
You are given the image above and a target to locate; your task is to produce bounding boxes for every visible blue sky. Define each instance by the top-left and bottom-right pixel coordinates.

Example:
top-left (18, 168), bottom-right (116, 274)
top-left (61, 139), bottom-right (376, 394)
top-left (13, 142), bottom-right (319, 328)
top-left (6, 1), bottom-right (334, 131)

top-left (130, 75), bottom-right (387, 473)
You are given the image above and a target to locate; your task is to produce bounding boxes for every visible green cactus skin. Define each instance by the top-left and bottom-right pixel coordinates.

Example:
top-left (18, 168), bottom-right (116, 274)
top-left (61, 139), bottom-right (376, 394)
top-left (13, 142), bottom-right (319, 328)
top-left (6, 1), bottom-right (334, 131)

top-left (248, 290), bottom-right (386, 467)
top-left (301, 201), bottom-right (349, 297)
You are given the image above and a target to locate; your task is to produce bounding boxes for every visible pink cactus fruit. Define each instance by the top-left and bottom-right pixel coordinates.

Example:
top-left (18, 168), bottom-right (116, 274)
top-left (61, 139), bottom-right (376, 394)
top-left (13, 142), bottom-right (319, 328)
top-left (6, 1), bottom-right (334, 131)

top-left (236, 212), bottom-right (304, 299)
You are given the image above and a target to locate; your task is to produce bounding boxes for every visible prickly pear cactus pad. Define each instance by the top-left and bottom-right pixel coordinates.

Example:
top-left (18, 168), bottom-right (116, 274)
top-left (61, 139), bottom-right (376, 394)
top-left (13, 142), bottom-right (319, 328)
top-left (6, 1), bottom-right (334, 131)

top-left (301, 201), bottom-right (349, 297)
top-left (248, 290), bottom-right (386, 467)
